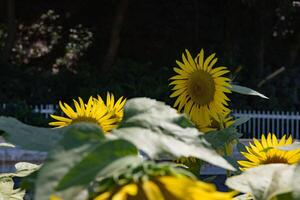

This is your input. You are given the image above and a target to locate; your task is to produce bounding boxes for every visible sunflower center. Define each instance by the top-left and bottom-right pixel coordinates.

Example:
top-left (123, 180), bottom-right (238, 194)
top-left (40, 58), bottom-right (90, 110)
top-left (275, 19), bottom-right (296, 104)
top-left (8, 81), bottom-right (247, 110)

top-left (261, 154), bottom-right (289, 164)
top-left (187, 70), bottom-right (215, 106)
top-left (71, 116), bottom-right (100, 125)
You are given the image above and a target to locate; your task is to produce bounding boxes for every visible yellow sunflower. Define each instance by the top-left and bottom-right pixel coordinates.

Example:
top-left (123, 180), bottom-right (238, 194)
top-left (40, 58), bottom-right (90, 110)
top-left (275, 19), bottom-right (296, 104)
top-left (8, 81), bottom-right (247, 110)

top-left (96, 92), bottom-right (126, 122)
top-left (169, 49), bottom-right (231, 125)
top-left (193, 110), bottom-right (234, 133)
top-left (94, 176), bottom-right (235, 200)
top-left (49, 93), bottom-right (126, 133)
top-left (238, 133), bottom-right (300, 170)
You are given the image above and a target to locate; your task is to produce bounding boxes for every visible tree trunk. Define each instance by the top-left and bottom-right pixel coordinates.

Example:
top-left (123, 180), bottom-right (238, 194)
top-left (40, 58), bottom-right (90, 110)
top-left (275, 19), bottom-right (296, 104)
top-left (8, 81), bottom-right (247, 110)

top-left (102, 0), bottom-right (129, 72)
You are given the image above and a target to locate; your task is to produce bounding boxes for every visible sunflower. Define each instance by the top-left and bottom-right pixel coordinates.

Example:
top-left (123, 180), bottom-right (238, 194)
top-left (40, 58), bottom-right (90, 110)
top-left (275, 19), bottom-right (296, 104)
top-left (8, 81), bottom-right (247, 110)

top-left (94, 176), bottom-right (235, 200)
top-left (49, 93), bottom-right (126, 133)
top-left (96, 92), bottom-right (126, 122)
top-left (193, 110), bottom-right (234, 133)
top-left (238, 133), bottom-right (300, 170)
top-left (169, 49), bottom-right (231, 125)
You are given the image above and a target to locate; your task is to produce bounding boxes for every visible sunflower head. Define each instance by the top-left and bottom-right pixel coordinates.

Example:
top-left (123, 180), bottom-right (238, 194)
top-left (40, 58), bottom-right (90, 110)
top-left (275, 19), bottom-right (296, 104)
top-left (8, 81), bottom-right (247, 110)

top-left (238, 133), bottom-right (300, 170)
top-left (169, 49), bottom-right (232, 131)
top-left (49, 93), bottom-right (126, 133)
top-left (193, 110), bottom-right (234, 133)
top-left (96, 92), bottom-right (126, 122)
top-left (93, 162), bottom-right (235, 200)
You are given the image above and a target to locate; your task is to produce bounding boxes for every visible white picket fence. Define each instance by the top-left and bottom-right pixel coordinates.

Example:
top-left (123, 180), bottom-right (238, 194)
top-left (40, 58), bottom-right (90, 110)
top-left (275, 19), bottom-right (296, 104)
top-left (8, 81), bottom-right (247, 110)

top-left (2, 103), bottom-right (300, 138)
top-left (233, 110), bottom-right (300, 139)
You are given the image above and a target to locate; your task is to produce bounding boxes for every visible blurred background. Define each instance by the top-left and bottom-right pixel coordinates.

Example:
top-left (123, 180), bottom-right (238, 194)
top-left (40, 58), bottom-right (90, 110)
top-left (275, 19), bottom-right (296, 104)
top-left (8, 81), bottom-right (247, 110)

top-left (0, 0), bottom-right (300, 126)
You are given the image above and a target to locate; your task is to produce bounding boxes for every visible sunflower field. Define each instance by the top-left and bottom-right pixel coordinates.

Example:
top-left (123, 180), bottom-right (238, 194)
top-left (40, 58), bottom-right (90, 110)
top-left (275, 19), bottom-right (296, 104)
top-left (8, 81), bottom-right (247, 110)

top-left (1, 49), bottom-right (300, 200)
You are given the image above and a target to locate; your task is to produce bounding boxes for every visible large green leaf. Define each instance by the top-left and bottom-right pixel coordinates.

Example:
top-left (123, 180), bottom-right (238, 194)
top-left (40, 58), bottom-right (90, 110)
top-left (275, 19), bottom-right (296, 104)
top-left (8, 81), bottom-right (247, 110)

top-left (119, 97), bottom-right (198, 138)
top-left (226, 164), bottom-right (294, 200)
top-left (0, 116), bottom-right (62, 152)
top-left (95, 155), bottom-right (143, 179)
top-left (230, 85), bottom-right (268, 99)
top-left (56, 140), bottom-right (138, 190)
top-left (111, 98), bottom-right (235, 171)
top-left (34, 123), bottom-right (105, 200)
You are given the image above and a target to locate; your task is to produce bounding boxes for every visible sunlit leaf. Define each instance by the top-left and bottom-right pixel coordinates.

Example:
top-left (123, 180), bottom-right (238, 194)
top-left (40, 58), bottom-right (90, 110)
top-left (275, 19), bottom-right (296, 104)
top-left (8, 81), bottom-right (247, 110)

top-left (111, 98), bottom-right (235, 171)
top-left (226, 164), bottom-right (294, 200)
top-left (230, 85), bottom-right (268, 99)
top-left (0, 177), bottom-right (25, 200)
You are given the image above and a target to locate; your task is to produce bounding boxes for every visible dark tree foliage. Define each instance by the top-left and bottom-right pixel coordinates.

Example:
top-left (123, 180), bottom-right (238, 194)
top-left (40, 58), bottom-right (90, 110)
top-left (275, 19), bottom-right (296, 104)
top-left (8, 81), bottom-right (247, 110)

top-left (0, 0), bottom-right (300, 116)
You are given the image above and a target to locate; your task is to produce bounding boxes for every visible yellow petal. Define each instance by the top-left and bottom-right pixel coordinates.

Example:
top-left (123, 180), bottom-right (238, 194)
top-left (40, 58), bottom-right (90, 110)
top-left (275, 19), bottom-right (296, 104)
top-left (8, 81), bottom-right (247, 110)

top-left (94, 191), bottom-right (111, 200)
top-left (142, 181), bottom-right (164, 200)
top-left (185, 49), bottom-right (197, 70)
top-left (50, 115), bottom-right (72, 123)
top-left (203, 53), bottom-right (216, 71)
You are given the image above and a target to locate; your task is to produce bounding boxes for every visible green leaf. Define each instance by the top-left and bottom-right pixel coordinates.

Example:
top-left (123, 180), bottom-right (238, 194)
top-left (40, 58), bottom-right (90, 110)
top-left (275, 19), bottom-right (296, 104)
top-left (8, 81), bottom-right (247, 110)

top-left (34, 122), bottom-right (105, 200)
top-left (226, 164), bottom-right (294, 200)
top-left (119, 97), bottom-right (199, 138)
top-left (223, 156), bottom-right (239, 171)
top-left (203, 127), bottom-right (238, 151)
top-left (233, 116), bottom-right (251, 127)
top-left (276, 142), bottom-right (300, 151)
top-left (96, 155), bottom-right (143, 178)
top-left (0, 116), bottom-right (63, 152)
top-left (237, 142), bottom-right (247, 152)
top-left (111, 127), bottom-right (234, 170)
top-left (111, 98), bottom-right (235, 171)
top-left (277, 193), bottom-right (294, 200)
top-left (230, 85), bottom-right (268, 99)
top-left (56, 139), bottom-right (138, 190)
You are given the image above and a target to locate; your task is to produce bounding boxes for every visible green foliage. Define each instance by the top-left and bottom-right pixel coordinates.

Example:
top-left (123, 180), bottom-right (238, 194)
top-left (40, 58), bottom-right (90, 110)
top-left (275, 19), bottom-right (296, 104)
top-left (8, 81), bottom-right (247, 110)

top-left (203, 127), bottom-right (239, 152)
top-left (33, 123), bottom-right (103, 200)
top-left (0, 116), bottom-right (62, 152)
top-left (56, 139), bottom-right (138, 191)
top-left (230, 85), bottom-right (268, 99)
top-left (233, 116), bottom-right (251, 127)
top-left (111, 98), bottom-right (235, 171)
top-left (34, 123), bottom-right (138, 200)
